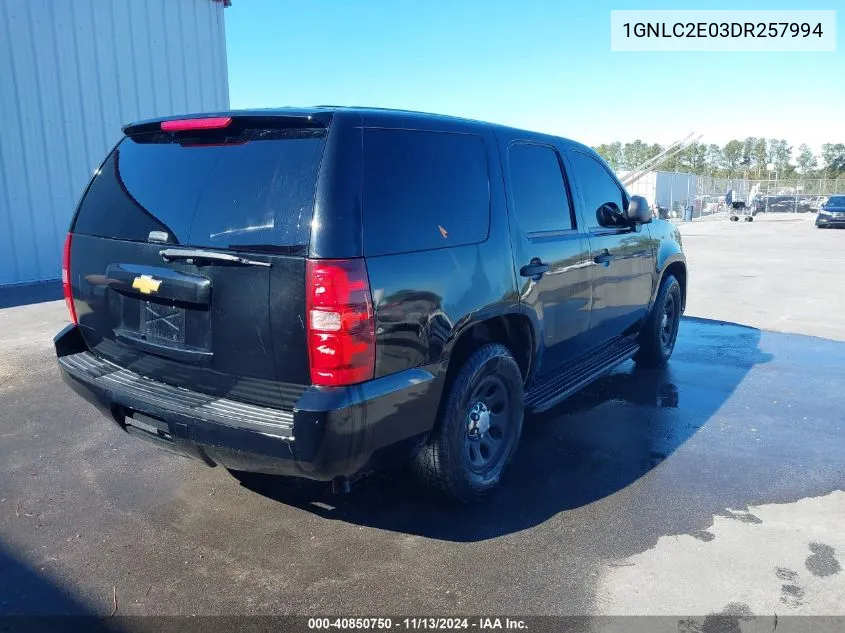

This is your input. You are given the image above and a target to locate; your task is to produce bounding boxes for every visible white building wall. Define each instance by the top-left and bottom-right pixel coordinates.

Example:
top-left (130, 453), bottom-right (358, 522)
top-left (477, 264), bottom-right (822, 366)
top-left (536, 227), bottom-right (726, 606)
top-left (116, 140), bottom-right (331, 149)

top-left (0, 0), bottom-right (229, 286)
top-left (620, 171), bottom-right (658, 205)
top-left (654, 171), bottom-right (697, 213)
top-left (618, 170), bottom-right (698, 213)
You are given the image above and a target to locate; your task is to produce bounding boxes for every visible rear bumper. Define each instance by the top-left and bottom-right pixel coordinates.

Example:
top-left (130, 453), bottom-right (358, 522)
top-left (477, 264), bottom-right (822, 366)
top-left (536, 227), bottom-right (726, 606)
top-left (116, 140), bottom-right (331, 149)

top-left (55, 324), bottom-right (442, 481)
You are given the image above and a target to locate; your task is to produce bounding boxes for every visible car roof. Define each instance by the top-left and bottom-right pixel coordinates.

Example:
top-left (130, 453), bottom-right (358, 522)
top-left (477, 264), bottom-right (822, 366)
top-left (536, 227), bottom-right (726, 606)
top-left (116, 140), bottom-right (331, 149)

top-left (124, 105), bottom-right (584, 148)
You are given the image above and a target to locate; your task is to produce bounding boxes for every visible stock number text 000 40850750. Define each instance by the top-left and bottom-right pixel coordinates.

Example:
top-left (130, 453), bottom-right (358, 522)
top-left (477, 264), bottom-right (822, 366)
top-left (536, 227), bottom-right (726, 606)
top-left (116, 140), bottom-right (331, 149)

top-left (307, 617), bottom-right (529, 630)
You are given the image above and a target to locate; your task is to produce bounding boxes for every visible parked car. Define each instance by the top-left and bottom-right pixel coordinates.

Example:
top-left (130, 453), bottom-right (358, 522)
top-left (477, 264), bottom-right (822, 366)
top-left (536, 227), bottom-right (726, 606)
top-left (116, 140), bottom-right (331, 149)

top-left (805, 195), bottom-right (823, 212)
top-left (55, 107), bottom-right (686, 501)
top-left (816, 195), bottom-right (845, 228)
top-left (766, 195), bottom-right (814, 213)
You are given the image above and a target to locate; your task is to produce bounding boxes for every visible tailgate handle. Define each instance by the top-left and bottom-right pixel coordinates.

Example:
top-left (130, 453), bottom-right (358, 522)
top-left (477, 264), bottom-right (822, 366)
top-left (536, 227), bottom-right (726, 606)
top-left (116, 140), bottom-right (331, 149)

top-left (105, 263), bottom-right (211, 306)
top-left (159, 248), bottom-right (271, 268)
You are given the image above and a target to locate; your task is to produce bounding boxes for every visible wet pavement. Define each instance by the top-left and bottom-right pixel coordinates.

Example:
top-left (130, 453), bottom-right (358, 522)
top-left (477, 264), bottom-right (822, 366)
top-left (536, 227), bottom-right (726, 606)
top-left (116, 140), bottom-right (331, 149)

top-left (0, 300), bottom-right (843, 618)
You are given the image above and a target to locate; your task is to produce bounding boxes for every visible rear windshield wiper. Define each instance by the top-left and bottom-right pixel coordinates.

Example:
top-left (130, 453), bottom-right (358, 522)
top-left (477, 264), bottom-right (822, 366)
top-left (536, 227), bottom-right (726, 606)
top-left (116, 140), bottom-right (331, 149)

top-left (159, 248), bottom-right (271, 268)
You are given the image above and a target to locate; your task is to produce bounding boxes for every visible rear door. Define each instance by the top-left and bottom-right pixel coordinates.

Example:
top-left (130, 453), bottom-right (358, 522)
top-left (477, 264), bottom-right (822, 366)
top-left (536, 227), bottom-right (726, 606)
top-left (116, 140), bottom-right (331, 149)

top-left (502, 138), bottom-right (593, 377)
top-left (565, 148), bottom-right (655, 346)
top-left (69, 118), bottom-right (327, 409)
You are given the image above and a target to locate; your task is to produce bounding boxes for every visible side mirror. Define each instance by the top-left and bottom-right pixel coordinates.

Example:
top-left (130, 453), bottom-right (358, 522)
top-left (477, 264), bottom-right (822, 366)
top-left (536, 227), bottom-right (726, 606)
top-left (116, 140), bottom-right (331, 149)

top-left (596, 202), bottom-right (626, 227)
top-left (627, 195), bottom-right (653, 224)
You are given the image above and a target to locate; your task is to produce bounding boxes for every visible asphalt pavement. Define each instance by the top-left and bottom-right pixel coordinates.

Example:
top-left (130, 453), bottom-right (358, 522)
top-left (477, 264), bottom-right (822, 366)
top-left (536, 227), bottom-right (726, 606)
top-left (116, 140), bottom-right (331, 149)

top-left (0, 214), bottom-right (843, 623)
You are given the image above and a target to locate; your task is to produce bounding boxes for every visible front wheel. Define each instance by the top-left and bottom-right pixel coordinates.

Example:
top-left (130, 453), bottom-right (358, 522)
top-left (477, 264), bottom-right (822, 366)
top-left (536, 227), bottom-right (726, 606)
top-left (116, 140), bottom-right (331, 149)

top-left (634, 274), bottom-right (682, 369)
top-left (411, 343), bottom-right (524, 502)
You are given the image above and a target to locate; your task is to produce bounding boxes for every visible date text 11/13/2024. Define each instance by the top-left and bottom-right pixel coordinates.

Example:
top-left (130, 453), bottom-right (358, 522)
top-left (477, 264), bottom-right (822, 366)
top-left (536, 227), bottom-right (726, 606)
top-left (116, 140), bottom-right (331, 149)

top-left (307, 617), bottom-right (528, 630)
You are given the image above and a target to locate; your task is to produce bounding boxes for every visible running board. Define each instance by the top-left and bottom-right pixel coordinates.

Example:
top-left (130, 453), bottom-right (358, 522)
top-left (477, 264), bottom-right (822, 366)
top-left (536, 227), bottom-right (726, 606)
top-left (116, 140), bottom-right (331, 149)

top-left (524, 339), bottom-right (639, 413)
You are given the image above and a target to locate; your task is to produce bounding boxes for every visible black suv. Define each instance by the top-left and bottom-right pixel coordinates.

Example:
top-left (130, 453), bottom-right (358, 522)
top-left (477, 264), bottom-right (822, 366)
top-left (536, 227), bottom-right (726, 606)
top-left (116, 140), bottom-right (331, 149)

top-left (55, 107), bottom-right (686, 501)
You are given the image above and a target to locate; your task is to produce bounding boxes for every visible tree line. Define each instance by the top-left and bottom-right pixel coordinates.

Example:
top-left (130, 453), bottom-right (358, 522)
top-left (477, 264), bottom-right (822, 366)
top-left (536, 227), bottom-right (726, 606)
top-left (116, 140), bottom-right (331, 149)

top-left (592, 138), bottom-right (845, 180)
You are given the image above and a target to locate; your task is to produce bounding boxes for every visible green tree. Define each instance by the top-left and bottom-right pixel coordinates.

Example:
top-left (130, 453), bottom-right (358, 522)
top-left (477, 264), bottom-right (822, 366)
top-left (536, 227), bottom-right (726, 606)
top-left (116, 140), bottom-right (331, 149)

top-left (593, 142), bottom-right (624, 170)
top-left (593, 143), bottom-right (619, 170)
top-left (722, 140), bottom-right (744, 176)
top-left (753, 138), bottom-right (768, 178)
top-left (705, 144), bottom-right (723, 176)
top-left (741, 137), bottom-right (756, 175)
top-left (647, 143), bottom-right (663, 162)
top-left (767, 139), bottom-right (792, 172)
top-left (621, 140), bottom-right (653, 170)
top-left (678, 142), bottom-right (706, 174)
top-left (821, 143), bottom-right (845, 176)
top-left (796, 144), bottom-right (817, 174)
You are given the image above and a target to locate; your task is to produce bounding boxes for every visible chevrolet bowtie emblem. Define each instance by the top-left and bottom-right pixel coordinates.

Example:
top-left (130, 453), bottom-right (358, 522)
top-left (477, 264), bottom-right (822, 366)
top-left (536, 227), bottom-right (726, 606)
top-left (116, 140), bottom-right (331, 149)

top-left (132, 274), bottom-right (162, 295)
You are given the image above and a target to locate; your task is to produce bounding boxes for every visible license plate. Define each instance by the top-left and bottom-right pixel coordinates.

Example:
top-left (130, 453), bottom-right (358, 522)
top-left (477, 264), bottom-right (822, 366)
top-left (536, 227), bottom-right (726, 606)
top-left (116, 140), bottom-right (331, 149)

top-left (140, 301), bottom-right (186, 344)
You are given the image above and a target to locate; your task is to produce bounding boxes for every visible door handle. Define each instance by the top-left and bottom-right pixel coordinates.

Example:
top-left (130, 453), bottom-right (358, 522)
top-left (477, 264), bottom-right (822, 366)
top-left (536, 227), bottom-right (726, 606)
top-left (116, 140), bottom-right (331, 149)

top-left (520, 259), bottom-right (550, 281)
top-left (593, 250), bottom-right (615, 266)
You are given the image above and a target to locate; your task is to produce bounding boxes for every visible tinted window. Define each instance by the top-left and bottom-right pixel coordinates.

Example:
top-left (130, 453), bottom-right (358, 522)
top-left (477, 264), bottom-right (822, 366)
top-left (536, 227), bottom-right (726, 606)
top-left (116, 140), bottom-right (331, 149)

top-left (507, 143), bottom-right (573, 233)
top-left (362, 129), bottom-right (489, 256)
top-left (568, 151), bottom-right (626, 228)
top-left (73, 129), bottom-right (326, 251)
top-left (826, 196), bottom-right (845, 206)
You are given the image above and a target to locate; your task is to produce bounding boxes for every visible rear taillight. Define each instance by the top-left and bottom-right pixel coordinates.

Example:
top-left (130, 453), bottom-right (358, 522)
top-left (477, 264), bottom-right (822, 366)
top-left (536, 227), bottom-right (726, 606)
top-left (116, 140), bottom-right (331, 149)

top-left (306, 259), bottom-right (375, 387)
top-left (62, 233), bottom-right (78, 325)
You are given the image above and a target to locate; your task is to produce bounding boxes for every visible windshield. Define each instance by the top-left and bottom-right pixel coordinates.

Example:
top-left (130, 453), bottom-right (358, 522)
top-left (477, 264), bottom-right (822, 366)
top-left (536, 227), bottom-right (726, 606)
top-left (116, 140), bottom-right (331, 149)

top-left (825, 196), bottom-right (845, 206)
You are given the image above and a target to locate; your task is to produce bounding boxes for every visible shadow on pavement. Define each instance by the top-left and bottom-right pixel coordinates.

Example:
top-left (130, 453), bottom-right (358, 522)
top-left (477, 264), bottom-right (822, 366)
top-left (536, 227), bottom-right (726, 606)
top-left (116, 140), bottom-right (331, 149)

top-left (0, 542), bottom-right (125, 632)
top-left (0, 280), bottom-right (62, 309)
top-left (0, 544), bottom-right (87, 616)
top-left (236, 317), bottom-right (774, 542)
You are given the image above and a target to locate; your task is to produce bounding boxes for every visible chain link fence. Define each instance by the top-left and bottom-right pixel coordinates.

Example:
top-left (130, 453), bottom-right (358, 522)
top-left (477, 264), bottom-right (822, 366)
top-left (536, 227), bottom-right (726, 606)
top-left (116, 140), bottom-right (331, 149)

top-left (631, 174), bottom-right (845, 221)
top-left (745, 179), bottom-right (843, 214)
top-left (694, 176), bottom-right (751, 218)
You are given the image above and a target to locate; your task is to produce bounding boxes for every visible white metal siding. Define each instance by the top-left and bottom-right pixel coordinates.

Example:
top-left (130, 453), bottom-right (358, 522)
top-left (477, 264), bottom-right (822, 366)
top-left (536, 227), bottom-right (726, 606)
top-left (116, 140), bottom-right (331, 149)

top-left (0, 0), bottom-right (229, 286)
top-left (619, 170), bottom-right (698, 212)
top-left (654, 171), bottom-right (697, 212)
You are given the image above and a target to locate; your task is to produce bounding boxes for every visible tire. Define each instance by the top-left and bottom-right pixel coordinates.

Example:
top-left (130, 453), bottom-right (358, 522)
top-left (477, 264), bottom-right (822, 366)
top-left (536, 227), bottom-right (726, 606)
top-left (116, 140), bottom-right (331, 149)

top-left (411, 343), bottom-right (524, 502)
top-left (634, 274), bottom-right (682, 369)
top-left (730, 216), bottom-right (739, 222)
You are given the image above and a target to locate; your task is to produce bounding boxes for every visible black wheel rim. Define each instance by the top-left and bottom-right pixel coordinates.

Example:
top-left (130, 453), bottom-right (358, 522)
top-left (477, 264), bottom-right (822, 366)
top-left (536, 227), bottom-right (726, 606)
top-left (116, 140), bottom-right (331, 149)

top-left (463, 374), bottom-right (511, 474)
top-left (660, 293), bottom-right (678, 352)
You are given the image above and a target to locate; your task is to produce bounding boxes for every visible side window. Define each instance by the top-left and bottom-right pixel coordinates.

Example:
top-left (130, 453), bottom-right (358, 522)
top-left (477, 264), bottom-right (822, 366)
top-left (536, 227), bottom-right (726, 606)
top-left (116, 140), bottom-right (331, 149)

top-left (507, 142), bottom-right (574, 234)
top-left (362, 129), bottom-right (490, 257)
top-left (567, 151), bottom-right (627, 229)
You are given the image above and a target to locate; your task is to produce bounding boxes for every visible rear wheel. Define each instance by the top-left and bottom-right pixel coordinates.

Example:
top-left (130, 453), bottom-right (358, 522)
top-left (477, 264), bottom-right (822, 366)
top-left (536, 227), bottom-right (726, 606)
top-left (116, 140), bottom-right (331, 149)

top-left (634, 274), bottom-right (682, 369)
top-left (411, 343), bottom-right (523, 502)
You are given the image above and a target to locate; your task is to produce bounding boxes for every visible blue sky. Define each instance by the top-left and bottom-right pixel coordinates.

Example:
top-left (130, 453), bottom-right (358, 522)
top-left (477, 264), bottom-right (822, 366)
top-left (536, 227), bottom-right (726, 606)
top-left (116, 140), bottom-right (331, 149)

top-left (225, 1), bottom-right (843, 152)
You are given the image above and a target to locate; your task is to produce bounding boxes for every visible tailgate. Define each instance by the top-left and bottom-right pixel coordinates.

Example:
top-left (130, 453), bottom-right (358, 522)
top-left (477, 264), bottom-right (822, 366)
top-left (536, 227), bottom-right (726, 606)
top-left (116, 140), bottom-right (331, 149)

top-left (68, 118), bottom-right (327, 408)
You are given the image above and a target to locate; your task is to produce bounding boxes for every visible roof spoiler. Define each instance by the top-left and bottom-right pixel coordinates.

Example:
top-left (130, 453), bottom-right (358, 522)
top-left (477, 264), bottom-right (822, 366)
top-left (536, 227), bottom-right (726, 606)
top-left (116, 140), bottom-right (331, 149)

top-left (122, 113), bottom-right (331, 137)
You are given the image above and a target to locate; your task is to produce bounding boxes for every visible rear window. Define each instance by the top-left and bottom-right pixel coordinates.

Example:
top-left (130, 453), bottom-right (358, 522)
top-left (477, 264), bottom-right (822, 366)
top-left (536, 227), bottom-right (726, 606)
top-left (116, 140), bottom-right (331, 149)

top-left (73, 128), bottom-right (326, 252)
top-left (362, 129), bottom-right (490, 256)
